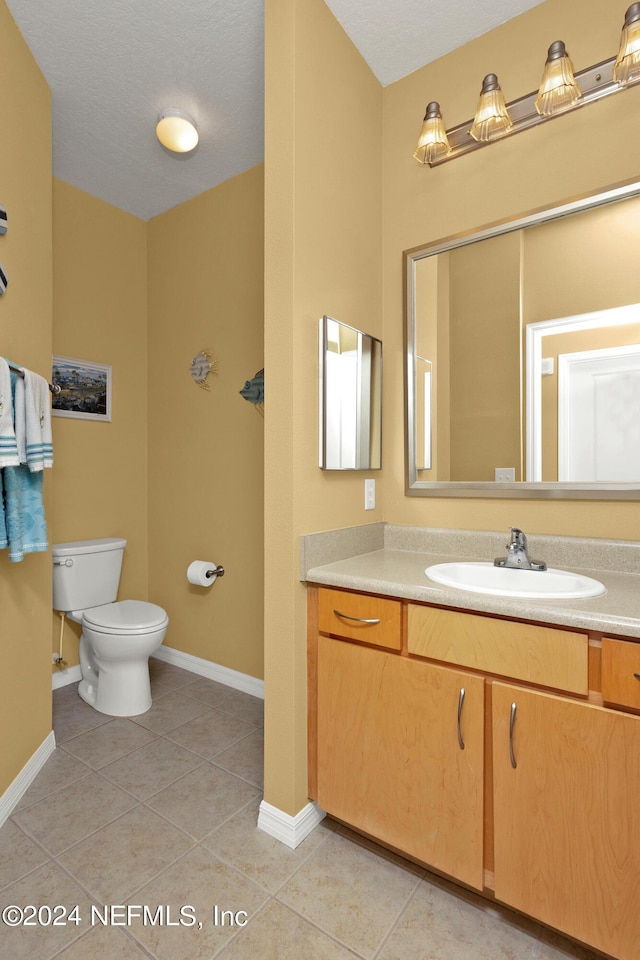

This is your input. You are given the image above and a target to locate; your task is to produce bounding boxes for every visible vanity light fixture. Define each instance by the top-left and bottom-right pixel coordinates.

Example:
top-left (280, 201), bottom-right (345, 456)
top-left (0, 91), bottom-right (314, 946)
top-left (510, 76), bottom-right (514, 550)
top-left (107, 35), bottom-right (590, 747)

top-left (614, 1), bottom-right (640, 85)
top-left (469, 74), bottom-right (512, 141)
top-left (414, 4), bottom-right (640, 166)
top-left (156, 109), bottom-right (199, 154)
top-left (412, 102), bottom-right (451, 163)
top-left (534, 41), bottom-right (581, 116)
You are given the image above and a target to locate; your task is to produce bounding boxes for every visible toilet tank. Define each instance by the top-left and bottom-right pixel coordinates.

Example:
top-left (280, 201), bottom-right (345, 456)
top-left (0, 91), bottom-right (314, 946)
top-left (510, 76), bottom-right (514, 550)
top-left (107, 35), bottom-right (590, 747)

top-left (52, 538), bottom-right (127, 613)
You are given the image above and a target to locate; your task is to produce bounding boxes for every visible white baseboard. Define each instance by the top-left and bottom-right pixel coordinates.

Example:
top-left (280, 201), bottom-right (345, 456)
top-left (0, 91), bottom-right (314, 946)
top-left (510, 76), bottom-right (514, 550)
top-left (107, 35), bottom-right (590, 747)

top-left (0, 731), bottom-right (56, 828)
top-left (257, 799), bottom-right (326, 848)
top-left (51, 646), bottom-right (264, 700)
top-left (52, 664), bottom-right (82, 690)
top-left (153, 645), bottom-right (264, 700)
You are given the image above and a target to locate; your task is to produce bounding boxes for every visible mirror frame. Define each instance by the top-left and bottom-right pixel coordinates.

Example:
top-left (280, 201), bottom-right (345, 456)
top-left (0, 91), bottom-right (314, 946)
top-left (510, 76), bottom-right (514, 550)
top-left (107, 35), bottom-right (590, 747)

top-left (404, 178), bottom-right (640, 500)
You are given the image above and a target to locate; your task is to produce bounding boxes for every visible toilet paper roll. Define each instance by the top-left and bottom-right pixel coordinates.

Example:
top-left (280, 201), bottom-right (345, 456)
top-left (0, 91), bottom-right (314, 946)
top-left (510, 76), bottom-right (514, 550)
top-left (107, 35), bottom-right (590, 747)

top-left (187, 560), bottom-right (219, 587)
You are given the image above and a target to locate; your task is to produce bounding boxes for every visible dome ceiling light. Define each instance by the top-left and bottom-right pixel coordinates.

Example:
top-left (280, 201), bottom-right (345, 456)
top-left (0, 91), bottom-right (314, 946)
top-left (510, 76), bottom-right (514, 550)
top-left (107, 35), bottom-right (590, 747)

top-left (156, 109), bottom-right (199, 154)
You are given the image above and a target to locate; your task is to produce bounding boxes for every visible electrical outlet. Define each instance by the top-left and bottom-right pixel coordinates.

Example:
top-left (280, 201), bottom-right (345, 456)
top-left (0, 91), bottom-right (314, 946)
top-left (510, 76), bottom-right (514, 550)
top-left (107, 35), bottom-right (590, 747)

top-left (495, 467), bottom-right (516, 482)
top-left (364, 478), bottom-right (376, 510)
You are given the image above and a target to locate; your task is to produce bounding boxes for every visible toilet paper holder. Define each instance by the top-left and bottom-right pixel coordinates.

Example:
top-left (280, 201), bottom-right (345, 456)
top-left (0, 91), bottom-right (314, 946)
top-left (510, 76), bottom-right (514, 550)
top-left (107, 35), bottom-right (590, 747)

top-left (206, 565), bottom-right (225, 579)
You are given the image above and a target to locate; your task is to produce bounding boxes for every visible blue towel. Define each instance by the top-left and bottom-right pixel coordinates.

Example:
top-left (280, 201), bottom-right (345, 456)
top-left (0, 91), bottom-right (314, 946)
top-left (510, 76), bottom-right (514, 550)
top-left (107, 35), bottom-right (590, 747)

top-left (0, 368), bottom-right (49, 562)
top-left (1, 465), bottom-right (48, 562)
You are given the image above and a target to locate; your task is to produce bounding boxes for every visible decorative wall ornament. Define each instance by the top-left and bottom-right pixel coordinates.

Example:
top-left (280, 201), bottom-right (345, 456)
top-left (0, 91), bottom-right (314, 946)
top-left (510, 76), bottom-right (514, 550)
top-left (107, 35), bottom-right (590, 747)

top-left (190, 350), bottom-right (218, 389)
top-left (240, 368), bottom-right (264, 415)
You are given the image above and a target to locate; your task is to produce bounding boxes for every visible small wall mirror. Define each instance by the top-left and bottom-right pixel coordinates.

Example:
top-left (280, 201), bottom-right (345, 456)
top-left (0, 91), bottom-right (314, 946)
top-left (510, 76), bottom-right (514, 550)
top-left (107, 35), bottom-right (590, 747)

top-left (405, 180), bottom-right (640, 499)
top-left (320, 315), bottom-right (382, 470)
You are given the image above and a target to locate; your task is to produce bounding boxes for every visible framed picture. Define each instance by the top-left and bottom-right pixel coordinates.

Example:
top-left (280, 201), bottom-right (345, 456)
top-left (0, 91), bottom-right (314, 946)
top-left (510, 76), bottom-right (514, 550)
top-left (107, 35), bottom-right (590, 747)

top-left (52, 355), bottom-right (112, 421)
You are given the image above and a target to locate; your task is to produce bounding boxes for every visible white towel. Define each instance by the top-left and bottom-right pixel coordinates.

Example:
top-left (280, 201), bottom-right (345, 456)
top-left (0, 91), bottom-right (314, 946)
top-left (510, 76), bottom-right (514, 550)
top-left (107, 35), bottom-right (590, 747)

top-left (23, 369), bottom-right (53, 471)
top-left (0, 358), bottom-right (20, 467)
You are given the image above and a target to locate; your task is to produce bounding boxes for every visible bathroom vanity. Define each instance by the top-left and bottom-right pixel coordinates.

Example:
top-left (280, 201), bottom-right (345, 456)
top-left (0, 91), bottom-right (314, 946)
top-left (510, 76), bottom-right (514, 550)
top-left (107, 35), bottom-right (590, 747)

top-left (304, 526), bottom-right (640, 960)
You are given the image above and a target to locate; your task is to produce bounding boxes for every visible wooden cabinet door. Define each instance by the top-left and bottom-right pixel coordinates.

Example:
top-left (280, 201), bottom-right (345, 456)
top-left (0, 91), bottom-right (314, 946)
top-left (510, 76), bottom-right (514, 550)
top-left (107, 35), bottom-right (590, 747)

top-left (317, 636), bottom-right (485, 889)
top-left (493, 682), bottom-right (640, 960)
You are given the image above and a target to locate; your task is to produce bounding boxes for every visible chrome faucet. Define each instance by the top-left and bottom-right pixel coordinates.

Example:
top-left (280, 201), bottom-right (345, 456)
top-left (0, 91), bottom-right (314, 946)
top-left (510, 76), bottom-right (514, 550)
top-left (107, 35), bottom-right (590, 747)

top-left (494, 527), bottom-right (547, 571)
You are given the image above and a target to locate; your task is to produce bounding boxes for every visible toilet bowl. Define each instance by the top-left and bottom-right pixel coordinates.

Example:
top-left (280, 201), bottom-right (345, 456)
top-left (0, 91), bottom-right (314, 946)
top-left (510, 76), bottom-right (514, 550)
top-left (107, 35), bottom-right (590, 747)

top-left (52, 539), bottom-right (169, 717)
top-left (77, 600), bottom-right (168, 716)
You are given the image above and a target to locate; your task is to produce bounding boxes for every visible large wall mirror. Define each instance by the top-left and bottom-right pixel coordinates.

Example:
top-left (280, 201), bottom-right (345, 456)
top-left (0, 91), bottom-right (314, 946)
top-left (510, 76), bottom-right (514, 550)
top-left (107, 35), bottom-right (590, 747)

top-left (320, 315), bottom-right (382, 470)
top-left (405, 180), bottom-right (640, 499)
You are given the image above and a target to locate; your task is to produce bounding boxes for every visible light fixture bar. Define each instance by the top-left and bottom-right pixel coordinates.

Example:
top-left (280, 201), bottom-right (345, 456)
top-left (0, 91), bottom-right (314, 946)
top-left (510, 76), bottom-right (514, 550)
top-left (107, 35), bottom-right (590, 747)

top-left (426, 56), bottom-right (621, 167)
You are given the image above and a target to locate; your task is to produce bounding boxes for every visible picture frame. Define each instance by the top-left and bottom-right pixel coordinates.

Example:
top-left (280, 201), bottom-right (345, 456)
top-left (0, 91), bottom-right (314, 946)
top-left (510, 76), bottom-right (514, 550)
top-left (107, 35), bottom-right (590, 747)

top-left (51, 355), bottom-right (112, 421)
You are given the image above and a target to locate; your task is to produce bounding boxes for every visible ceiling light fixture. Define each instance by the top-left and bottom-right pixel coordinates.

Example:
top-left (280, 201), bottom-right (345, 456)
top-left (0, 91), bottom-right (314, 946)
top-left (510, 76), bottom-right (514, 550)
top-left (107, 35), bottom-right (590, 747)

top-left (156, 109), bottom-right (199, 154)
top-left (414, 5), bottom-right (640, 166)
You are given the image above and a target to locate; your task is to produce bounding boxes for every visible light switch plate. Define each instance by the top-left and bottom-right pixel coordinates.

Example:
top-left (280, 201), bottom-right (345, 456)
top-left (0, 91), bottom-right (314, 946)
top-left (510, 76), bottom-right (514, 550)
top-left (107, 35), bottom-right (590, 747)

top-left (365, 478), bottom-right (376, 510)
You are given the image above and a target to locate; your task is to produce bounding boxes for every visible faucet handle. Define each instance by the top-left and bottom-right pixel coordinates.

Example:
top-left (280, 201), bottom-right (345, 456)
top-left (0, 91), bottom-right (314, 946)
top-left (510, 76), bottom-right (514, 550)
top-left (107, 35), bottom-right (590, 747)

top-left (508, 527), bottom-right (526, 547)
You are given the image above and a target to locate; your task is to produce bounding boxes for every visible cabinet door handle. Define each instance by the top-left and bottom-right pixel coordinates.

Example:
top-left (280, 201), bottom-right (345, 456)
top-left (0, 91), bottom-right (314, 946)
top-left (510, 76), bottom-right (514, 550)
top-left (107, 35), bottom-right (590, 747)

top-left (457, 688), bottom-right (465, 750)
top-left (509, 702), bottom-right (518, 769)
top-left (634, 673), bottom-right (640, 681)
top-left (333, 610), bottom-right (381, 625)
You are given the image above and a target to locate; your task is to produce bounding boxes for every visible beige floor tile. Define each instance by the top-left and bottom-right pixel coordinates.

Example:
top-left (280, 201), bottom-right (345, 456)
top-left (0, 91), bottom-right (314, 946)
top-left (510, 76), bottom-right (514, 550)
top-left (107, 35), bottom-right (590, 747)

top-left (61, 719), bottom-right (158, 769)
top-left (131, 692), bottom-right (210, 734)
top-left (0, 819), bottom-right (49, 890)
top-left (166, 708), bottom-right (256, 760)
top-left (149, 658), bottom-right (198, 690)
top-left (52, 690), bottom-right (112, 744)
top-left (12, 774), bottom-right (137, 856)
top-left (377, 875), bottom-right (545, 960)
top-left (52, 924), bottom-right (151, 959)
top-left (277, 831), bottom-right (420, 959)
top-left (57, 805), bottom-right (193, 903)
top-left (146, 763), bottom-right (260, 840)
top-left (203, 798), bottom-right (330, 894)
top-left (216, 900), bottom-right (361, 960)
top-left (0, 860), bottom-right (96, 960)
top-left (13, 749), bottom-right (92, 813)
top-left (127, 843), bottom-right (269, 960)
top-left (100, 736), bottom-right (204, 800)
top-left (212, 729), bottom-right (264, 788)
top-left (212, 688), bottom-right (263, 727)
top-left (178, 676), bottom-right (233, 706)
top-left (532, 926), bottom-right (606, 960)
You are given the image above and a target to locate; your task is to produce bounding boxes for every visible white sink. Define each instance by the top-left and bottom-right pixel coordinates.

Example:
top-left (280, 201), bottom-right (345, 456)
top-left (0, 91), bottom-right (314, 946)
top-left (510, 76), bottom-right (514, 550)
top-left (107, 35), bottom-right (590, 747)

top-left (425, 562), bottom-right (606, 600)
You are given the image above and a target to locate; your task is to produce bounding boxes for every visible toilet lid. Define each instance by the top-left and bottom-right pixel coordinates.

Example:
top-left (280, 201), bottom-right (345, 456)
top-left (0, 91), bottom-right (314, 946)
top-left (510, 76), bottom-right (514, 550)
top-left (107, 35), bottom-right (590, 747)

top-left (82, 600), bottom-right (168, 635)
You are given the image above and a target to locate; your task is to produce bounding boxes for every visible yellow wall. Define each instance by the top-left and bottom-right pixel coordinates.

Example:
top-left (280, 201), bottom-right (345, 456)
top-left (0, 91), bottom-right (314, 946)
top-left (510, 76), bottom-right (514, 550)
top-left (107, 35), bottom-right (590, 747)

top-left (51, 180), bottom-right (149, 667)
top-left (264, 0), bottom-right (384, 814)
top-left (0, 1), bottom-right (53, 794)
top-left (147, 166), bottom-right (265, 680)
top-left (382, 0), bottom-right (640, 538)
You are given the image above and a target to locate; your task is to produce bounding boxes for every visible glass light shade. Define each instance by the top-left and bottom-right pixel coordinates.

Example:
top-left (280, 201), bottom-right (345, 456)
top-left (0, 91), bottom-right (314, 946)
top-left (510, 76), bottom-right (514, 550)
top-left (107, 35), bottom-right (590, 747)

top-left (534, 41), bottom-right (581, 116)
top-left (614, 3), bottom-right (640, 85)
top-left (156, 110), bottom-right (199, 153)
top-left (413, 102), bottom-right (451, 164)
top-left (469, 75), bottom-right (512, 142)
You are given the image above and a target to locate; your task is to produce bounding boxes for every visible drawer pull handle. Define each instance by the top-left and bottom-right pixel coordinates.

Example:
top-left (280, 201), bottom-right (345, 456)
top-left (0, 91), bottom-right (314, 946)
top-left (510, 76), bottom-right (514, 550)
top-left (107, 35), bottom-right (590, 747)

top-left (333, 610), bottom-right (381, 625)
top-left (509, 702), bottom-right (518, 769)
top-left (457, 688), bottom-right (465, 750)
top-left (634, 673), bottom-right (640, 681)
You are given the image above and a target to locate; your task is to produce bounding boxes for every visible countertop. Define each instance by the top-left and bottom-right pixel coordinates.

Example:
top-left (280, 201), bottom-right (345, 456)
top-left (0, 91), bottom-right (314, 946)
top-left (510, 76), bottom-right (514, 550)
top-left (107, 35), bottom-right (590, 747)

top-left (303, 526), bottom-right (640, 639)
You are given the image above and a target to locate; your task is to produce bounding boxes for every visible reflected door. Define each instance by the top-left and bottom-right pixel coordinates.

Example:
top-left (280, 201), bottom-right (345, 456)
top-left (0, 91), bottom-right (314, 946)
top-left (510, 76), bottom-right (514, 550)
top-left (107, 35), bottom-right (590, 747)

top-left (558, 345), bottom-right (640, 481)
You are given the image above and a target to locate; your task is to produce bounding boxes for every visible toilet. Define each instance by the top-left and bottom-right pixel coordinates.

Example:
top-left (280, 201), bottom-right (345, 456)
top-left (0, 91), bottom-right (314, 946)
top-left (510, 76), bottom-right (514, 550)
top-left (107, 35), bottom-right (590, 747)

top-left (52, 538), bottom-right (169, 716)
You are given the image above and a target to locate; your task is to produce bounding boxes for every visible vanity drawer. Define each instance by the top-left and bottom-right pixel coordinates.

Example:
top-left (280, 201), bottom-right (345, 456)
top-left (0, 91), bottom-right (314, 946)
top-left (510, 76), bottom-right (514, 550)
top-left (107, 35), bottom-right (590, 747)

top-left (407, 604), bottom-right (588, 694)
top-left (317, 588), bottom-right (402, 650)
top-left (602, 638), bottom-right (640, 711)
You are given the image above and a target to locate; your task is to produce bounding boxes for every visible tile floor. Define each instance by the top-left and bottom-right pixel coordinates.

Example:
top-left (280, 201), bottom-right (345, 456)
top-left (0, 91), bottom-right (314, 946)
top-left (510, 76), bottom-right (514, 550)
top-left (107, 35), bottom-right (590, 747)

top-left (0, 659), bottom-right (604, 960)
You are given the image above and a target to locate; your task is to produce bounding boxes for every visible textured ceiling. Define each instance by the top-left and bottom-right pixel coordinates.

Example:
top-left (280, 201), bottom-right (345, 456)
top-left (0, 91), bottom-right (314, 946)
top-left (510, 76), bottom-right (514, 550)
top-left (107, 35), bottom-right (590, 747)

top-left (6, 0), bottom-right (544, 221)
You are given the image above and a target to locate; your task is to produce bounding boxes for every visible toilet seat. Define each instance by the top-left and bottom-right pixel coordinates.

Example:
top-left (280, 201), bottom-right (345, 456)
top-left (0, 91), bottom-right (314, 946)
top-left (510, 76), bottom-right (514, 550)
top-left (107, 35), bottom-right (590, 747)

top-left (82, 599), bottom-right (168, 636)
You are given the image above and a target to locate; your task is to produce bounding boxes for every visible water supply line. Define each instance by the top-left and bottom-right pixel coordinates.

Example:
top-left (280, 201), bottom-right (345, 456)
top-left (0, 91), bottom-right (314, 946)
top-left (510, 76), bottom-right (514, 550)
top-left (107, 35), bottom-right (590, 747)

top-left (53, 611), bottom-right (68, 667)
